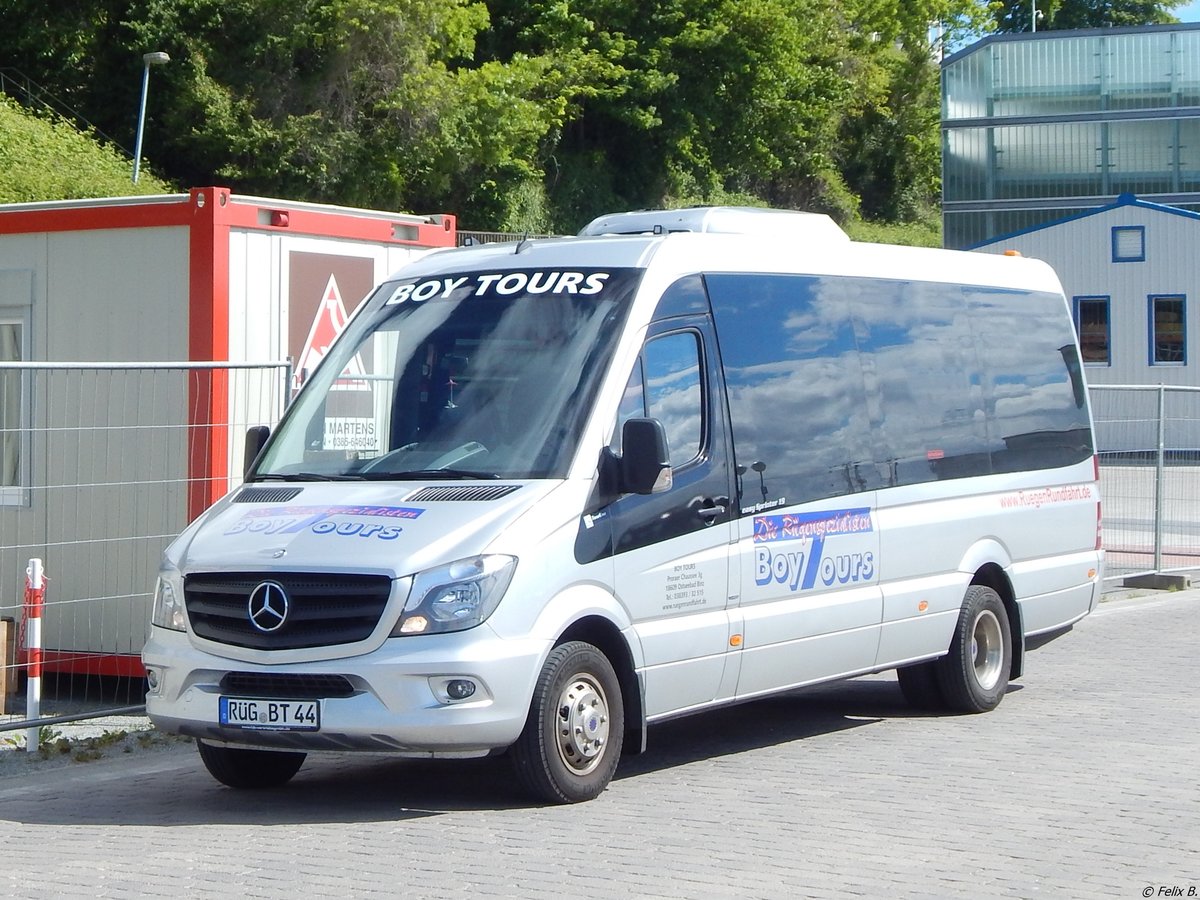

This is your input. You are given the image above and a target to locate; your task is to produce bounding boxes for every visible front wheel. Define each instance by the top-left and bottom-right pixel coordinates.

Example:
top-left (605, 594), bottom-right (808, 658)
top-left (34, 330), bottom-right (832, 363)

top-left (197, 740), bottom-right (306, 789)
top-left (936, 585), bottom-right (1012, 713)
top-left (510, 641), bottom-right (624, 804)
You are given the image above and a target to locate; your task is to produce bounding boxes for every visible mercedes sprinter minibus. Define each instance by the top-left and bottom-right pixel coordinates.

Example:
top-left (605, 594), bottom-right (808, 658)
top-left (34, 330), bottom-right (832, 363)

top-left (143, 207), bottom-right (1103, 803)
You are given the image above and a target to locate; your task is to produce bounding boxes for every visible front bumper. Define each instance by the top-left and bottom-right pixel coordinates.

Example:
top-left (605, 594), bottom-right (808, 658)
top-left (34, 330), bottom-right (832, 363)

top-left (142, 625), bottom-right (549, 754)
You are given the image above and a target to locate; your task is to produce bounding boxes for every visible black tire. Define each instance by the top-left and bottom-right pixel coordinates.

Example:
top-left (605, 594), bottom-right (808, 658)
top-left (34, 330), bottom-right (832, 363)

top-left (196, 740), bottom-right (306, 789)
top-left (935, 585), bottom-right (1012, 713)
top-left (896, 660), bottom-right (947, 711)
top-left (510, 641), bottom-right (624, 804)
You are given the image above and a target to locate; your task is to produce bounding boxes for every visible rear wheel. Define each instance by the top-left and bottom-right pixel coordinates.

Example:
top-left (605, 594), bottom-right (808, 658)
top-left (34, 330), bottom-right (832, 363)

top-left (510, 641), bottom-right (624, 804)
top-left (936, 585), bottom-right (1012, 713)
top-left (196, 740), bottom-right (306, 789)
top-left (896, 660), bottom-right (946, 711)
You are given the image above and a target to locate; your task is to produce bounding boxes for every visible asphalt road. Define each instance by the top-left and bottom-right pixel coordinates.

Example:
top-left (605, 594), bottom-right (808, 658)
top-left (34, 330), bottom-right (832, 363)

top-left (0, 590), bottom-right (1196, 899)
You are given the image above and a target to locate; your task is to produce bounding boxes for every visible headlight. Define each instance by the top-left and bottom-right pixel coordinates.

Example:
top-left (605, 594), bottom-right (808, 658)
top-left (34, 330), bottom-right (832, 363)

top-left (151, 568), bottom-right (187, 632)
top-left (391, 555), bottom-right (516, 636)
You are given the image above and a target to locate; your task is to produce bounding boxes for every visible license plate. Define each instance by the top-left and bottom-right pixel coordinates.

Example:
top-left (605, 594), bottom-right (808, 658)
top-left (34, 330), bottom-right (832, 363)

top-left (219, 697), bottom-right (320, 731)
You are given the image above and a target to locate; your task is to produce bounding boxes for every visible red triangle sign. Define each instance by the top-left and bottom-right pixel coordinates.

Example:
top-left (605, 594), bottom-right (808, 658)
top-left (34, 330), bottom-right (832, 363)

top-left (293, 274), bottom-right (367, 391)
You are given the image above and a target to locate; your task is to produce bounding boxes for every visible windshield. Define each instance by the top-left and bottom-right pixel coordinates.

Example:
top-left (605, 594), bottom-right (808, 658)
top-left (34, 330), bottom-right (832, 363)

top-left (253, 266), bottom-right (642, 481)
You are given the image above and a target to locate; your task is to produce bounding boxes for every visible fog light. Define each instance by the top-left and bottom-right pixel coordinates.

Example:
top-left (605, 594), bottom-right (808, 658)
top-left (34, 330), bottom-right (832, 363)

top-left (446, 679), bottom-right (476, 701)
top-left (145, 667), bottom-right (160, 692)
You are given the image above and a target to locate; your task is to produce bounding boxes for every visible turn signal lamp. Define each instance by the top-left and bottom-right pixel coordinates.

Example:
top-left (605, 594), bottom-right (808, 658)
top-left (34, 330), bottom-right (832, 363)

top-left (399, 615), bottom-right (429, 634)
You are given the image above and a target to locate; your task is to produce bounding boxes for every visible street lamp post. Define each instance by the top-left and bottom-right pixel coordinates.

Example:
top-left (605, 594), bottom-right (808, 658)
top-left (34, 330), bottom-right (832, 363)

top-left (132, 51), bottom-right (170, 184)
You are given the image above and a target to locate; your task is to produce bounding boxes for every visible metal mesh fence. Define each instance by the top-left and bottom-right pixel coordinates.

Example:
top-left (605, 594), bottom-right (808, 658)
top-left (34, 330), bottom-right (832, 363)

top-left (1091, 384), bottom-right (1200, 582)
top-left (1, 370), bottom-right (1193, 729)
top-left (1, 362), bottom-right (289, 732)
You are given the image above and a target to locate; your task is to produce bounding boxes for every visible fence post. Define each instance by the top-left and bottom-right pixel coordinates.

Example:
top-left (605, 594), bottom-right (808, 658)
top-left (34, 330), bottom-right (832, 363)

top-left (1154, 385), bottom-right (1166, 574)
top-left (23, 558), bottom-right (44, 753)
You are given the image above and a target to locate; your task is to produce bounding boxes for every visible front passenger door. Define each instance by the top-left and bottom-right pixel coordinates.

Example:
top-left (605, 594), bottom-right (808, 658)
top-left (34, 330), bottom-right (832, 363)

top-left (609, 316), bottom-right (736, 719)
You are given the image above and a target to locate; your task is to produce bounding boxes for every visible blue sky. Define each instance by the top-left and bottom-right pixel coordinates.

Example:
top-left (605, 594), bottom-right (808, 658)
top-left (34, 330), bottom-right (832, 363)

top-left (1180, 1), bottom-right (1200, 21)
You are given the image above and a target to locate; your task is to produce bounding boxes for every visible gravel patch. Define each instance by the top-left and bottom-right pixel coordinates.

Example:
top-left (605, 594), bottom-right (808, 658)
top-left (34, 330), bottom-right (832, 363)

top-left (0, 715), bottom-right (193, 778)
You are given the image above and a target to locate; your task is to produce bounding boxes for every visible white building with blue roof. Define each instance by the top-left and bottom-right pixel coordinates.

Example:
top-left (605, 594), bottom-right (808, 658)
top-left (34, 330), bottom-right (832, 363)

top-left (973, 193), bottom-right (1200, 451)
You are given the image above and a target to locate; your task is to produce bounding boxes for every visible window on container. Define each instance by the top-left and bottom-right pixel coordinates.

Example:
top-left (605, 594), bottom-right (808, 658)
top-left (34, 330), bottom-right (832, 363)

top-left (1075, 296), bottom-right (1111, 364)
top-left (1149, 295), bottom-right (1187, 365)
top-left (1111, 226), bottom-right (1145, 263)
top-left (0, 314), bottom-right (28, 504)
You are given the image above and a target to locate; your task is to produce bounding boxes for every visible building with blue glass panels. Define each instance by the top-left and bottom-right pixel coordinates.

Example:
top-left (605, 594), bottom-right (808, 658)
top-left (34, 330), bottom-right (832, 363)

top-left (942, 23), bottom-right (1200, 250)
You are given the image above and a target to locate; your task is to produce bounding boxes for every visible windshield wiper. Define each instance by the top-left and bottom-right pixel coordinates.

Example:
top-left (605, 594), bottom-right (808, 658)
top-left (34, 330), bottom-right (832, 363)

top-left (362, 468), bottom-right (502, 481)
top-left (252, 472), bottom-right (365, 482)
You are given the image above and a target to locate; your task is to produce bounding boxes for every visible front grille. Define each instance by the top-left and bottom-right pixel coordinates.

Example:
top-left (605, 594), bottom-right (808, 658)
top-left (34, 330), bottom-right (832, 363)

top-left (185, 572), bottom-right (393, 650)
top-left (219, 672), bottom-right (356, 699)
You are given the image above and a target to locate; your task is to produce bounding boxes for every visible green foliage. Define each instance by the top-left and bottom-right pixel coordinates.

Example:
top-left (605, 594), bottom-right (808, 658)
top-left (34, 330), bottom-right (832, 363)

top-left (836, 43), bottom-right (943, 223)
top-left (70, 729), bottom-right (130, 762)
top-left (846, 215), bottom-right (943, 248)
top-left (36, 725), bottom-right (71, 758)
top-left (484, 0), bottom-right (864, 227)
top-left (990, 0), bottom-right (1186, 32)
top-left (0, 97), bottom-right (170, 202)
top-left (6, 0), bottom-right (1175, 234)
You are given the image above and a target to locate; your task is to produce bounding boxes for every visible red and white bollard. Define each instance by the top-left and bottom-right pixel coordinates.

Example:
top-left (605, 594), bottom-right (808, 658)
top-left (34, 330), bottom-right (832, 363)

top-left (23, 559), bottom-right (44, 753)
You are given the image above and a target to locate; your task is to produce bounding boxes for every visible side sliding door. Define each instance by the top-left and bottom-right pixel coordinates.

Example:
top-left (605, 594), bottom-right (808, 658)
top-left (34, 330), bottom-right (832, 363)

top-left (705, 273), bottom-right (884, 699)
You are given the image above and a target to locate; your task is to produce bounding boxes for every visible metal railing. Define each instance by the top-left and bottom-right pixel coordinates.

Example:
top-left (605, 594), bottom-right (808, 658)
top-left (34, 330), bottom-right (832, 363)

top-left (1, 361), bottom-right (290, 735)
top-left (1, 368), bottom-right (1193, 734)
top-left (0, 67), bottom-right (129, 155)
top-left (1091, 384), bottom-right (1200, 583)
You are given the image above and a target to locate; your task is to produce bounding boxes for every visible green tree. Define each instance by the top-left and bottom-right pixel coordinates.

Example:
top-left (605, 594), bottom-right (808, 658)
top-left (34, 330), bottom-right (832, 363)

top-left (990, 0), bottom-right (1185, 32)
top-left (484, 0), bottom-right (861, 226)
top-left (483, 0), bottom-right (987, 230)
top-left (0, 0), bottom-right (581, 228)
top-left (0, 0), bottom-right (985, 238)
top-left (0, 96), bottom-right (170, 202)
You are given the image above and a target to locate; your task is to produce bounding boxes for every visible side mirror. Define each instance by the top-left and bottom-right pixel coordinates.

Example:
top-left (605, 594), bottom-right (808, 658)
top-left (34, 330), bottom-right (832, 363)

top-left (244, 425), bottom-right (271, 478)
top-left (620, 417), bottom-right (673, 495)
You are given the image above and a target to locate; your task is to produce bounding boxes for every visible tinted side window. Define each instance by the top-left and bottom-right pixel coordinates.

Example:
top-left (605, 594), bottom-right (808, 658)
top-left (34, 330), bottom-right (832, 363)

top-left (966, 286), bottom-right (1094, 471)
top-left (611, 332), bottom-right (703, 469)
top-left (851, 279), bottom-right (992, 484)
top-left (652, 274), bottom-right (710, 319)
top-left (644, 333), bottom-right (703, 467)
top-left (710, 272), bottom-right (1093, 507)
top-left (706, 273), bottom-right (878, 510)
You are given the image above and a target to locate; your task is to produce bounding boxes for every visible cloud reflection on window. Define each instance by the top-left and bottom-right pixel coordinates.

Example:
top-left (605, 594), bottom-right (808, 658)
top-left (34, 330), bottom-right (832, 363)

top-left (706, 272), bottom-right (1091, 508)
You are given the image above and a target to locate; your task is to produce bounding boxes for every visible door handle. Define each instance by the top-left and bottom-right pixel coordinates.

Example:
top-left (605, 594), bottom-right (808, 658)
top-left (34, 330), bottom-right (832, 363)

top-left (697, 502), bottom-right (726, 522)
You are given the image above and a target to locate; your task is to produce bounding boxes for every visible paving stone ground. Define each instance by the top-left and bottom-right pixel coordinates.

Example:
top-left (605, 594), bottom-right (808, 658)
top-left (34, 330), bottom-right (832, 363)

top-left (0, 589), bottom-right (1196, 899)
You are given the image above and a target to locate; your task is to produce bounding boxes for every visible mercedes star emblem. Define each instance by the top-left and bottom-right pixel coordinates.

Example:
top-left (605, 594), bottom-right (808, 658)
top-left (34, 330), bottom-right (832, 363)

top-left (247, 581), bottom-right (290, 633)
